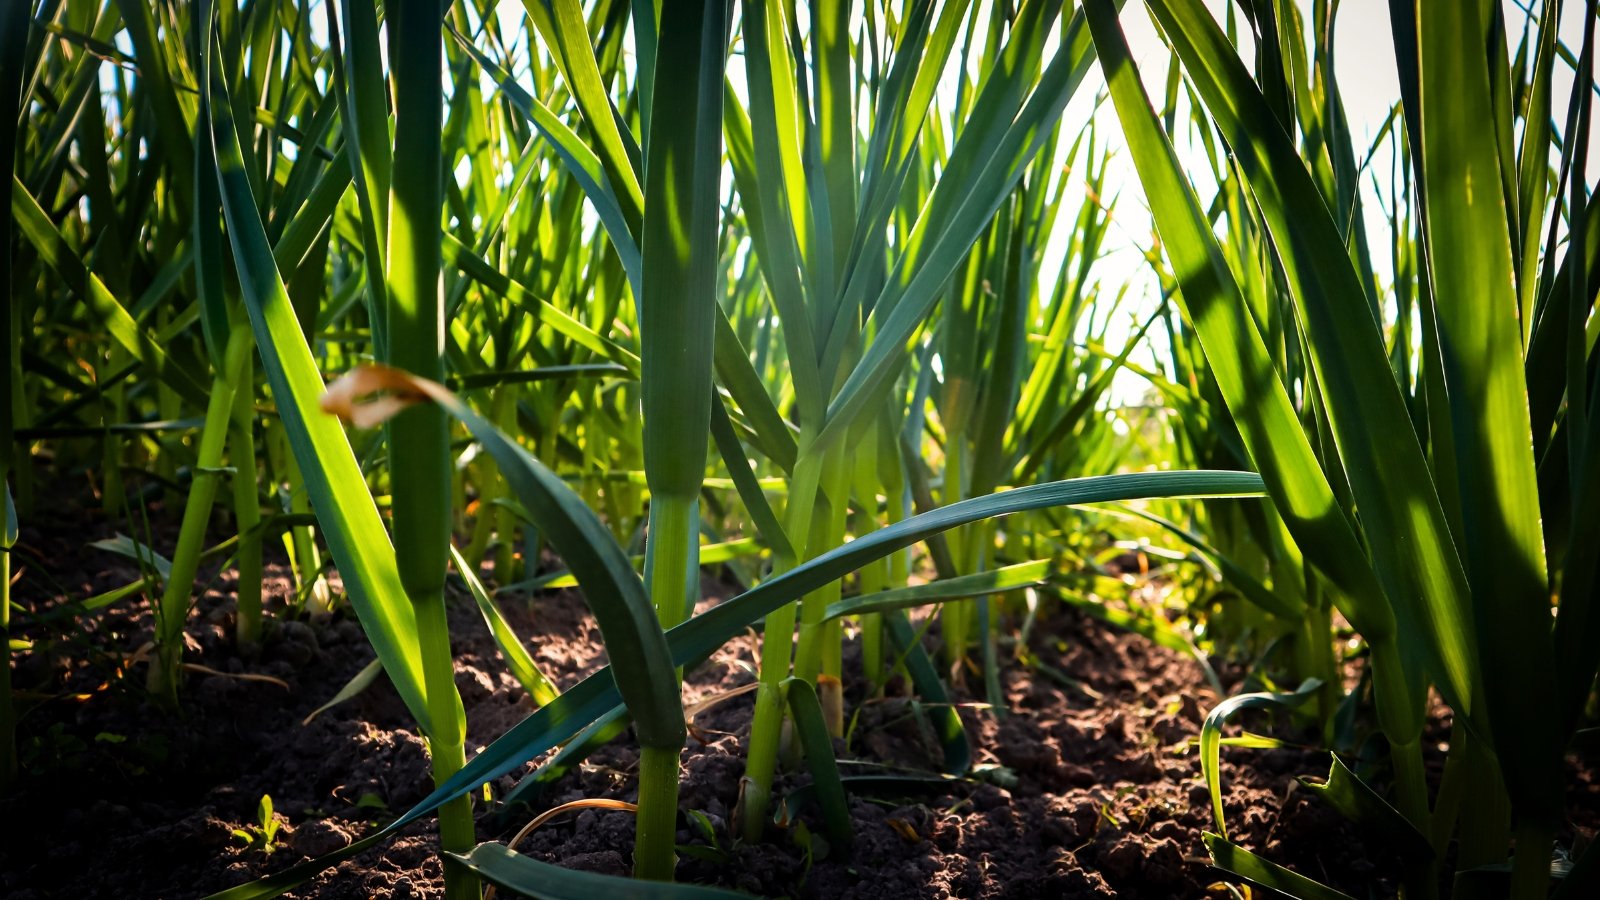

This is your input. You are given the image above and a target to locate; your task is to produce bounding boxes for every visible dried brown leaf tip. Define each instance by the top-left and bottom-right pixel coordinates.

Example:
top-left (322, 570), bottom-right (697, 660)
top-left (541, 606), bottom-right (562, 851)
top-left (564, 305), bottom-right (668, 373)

top-left (320, 364), bottom-right (432, 429)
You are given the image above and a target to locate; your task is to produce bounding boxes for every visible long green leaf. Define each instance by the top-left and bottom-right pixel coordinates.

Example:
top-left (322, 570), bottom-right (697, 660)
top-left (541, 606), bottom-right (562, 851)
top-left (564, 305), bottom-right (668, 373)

top-left (1417, 0), bottom-right (1558, 818)
top-left (204, 45), bottom-right (432, 733)
top-left (450, 544), bottom-right (560, 707)
top-left (1145, 0), bottom-right (1479, 722)
top-left (449, 842), bottom-right (748, 899)
top-left (1203, 832), bottom-right (1356, 900)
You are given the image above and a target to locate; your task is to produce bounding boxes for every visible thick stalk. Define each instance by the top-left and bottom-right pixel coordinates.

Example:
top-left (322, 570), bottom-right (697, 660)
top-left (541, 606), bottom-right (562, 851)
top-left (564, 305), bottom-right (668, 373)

top-left (1370, 639), bottom-right (1436, 900)
top-left (415, 589), bottom-right (475, 899)
top-left (493, 387), bottom-right (519, 583)
top-left (852, 425), bottom-right (886, 689)
top-left (740, 447), bottom-right (824, 841)
top-left (385, 4), bottom-right (473, 895)
top-left (635, 745), bottom-right (683, 880)
top-left (647, 497), bottom-right (698, 630)
top-left (230, 342), bottom-right (263, 648)
top-left (1300, 600), bottom-right (1338, 730)
top-left (148, 330), bottom-right (247, 703)
top-left (632, 495), bottom-right (697, 879)
top-left (103, 347), bottom-right (128, 516)
top-left (941, 437), bottom-right (969, 670)
top-left (794, 445), bottom-right (848, 683)
top-left (463, 451), bottom-right (496, 568)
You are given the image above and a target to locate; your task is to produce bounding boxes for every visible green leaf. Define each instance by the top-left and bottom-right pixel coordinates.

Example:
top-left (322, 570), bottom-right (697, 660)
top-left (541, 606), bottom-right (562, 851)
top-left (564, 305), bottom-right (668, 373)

top-left (497, 706), bottom-right (632, 815)
top-left (1084, 0), bottom-right (1384, 643)
top-left (446, 31), bottom-right (642, 290)
top-left (823, 559), bottom-right (1052, 623)
top-left (89, 534), bottom-right (174, 581)
top-left (10, 177), bottom-right (210, 409)
top-left (300, 658), bottom-right (384, 727)
top-left (204, 45), bottom-right (432, 733)
top-left (1203, 832), bottom-right (1356, 900)
top-left (781, 677), bottom-right (851, 850)
top-left (449, 544), bottom-right (560, 708)
top-left (1298, 754), bottom-right (1433, 861)
top-left (1144, 0), bottom-right (1478, 721)
top-left (1417, 0), bottom-right (1559, 819)
top-left (1199, 680), bottom-right (1321, 840)
top-left (385, 372), bottom-right (681, 751)
top-left (448, 842), bottom-right (749, 898)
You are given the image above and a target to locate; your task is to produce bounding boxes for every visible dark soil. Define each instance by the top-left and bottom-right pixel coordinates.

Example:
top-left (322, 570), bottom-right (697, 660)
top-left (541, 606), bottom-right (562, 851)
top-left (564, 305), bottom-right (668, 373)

top-left (3, 490), bottom-right (1596, 899)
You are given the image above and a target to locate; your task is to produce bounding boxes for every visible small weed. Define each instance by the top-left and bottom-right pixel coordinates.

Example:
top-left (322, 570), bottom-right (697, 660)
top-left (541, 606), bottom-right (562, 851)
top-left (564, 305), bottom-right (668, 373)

top-left (231, 795), bottom-right (284, 855)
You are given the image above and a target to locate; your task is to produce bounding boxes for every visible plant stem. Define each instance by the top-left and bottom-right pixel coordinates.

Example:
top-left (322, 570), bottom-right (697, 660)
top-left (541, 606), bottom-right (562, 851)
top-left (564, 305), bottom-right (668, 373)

top-left (795, 443), bottom-right (850, 685)
top-left (741, 605), bottom-right (795, 843)
top-left (633, 494), bottom-right (696, 877)
top-left (148, 329), bottom-right (247, 703)
top-left (230, 334), bottom-right (263, 648)
top-left (1456, 737), bottom-right (1511, 869)
top-left (852, 425), bottom-right (886, 690)
top-left (492, 387), bottom-right (519, 583)
top-left (647, 497), bottom-right (698, 629)
top-left (941, 437), bottom-right (969, 670)
top-left (416, 589), bottom-right (476, 899)
top-left (385, 3), bottom-right (473, 894)
top-left (1390, 737), bottom-right (1438, 900)
top-left (634, 745), bottom-right (681, 880)
top-left (741, 447), bottom-right (824, 840)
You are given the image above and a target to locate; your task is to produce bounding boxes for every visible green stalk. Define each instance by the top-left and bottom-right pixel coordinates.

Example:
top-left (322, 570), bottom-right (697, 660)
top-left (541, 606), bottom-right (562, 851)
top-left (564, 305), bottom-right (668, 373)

top-left (852, 423), bottom-right (887, 689)
top-left (102, 348), bottom-right (129, 516)
top-left (941, 436), bottom-right (970, 670)
top-left (646, 499), bottom-right (698, 630)
top-left (385, 3), bottom-right (474, 895)
top-left (741, 446), bottom-right (824, 841)
top-left (148, 327), bottom-right (249, 704)
top-left (631, 384), bottom-right (697, 816)
top-left (278, 425), bottom-right (326, 614)
top-left (794, 445), bottom-right (849, 684)
top-left (1455, 734), bottom-right (1511, 869)
top-left (630, 0), bottom-right (726, 877)
top-left (230, 339), bottom-right (263, 649)
top-left (493, 387), bottom-right (519, 583)
top-left (634, 496), bottom-right (695, 880)
top-left (634, 744), bottom-right (682, 881)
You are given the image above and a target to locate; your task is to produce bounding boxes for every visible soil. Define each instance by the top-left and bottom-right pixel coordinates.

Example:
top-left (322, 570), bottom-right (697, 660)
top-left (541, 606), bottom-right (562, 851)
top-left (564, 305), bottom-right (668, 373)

top-left (2, 489), bottom-right (1597, 899)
